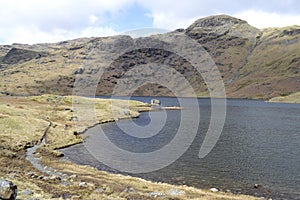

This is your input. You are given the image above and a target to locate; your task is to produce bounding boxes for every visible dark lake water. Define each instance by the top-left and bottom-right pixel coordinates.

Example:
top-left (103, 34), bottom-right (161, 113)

top-left (61, 97), bottom-right (300, 199)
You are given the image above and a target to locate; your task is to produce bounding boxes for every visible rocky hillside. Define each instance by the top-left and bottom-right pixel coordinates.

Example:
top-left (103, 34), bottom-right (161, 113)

top-left (0, 15), bottom-right (299, 99)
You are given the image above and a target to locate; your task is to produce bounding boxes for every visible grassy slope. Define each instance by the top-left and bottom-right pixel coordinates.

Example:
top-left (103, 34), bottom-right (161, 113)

top-left (0, 95), bottom-right (259, 200)
top-left (227, 26), bottom-right (300, 99)
top-left (0, 95), bottom-right (146, 152)
top-left (269, 91), bottom-right (300, 103)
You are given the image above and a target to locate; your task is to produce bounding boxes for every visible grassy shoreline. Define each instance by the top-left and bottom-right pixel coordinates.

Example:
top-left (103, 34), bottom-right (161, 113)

top-left (0, 95), bottom-right (260, 199)
top-left (268, 92), bottom-right (300, 104)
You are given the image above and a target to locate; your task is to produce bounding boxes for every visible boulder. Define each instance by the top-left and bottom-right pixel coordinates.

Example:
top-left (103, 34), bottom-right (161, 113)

top-left (210, 187), bottom-right (219, 193)
top-left (123, 187), bottom-right (135, 193)
top-left (79, 182), bottom-right (87, 187)
top-left (148, 191), bottom-right (164, 198)
top-left (49, 175), bottom-right (61, 181)
top-left (123, 109), bottom-right (130, 116)
top-left (0, 178), bottom-right (17, 200)
top-left (21, 189), bottom-right (33, 196)
top-left (150, 99), bottom-right (160, 105)
top-left (167, 189), bottom-right (185, 196)
top-left (95, 187), bottom-right (105, 194)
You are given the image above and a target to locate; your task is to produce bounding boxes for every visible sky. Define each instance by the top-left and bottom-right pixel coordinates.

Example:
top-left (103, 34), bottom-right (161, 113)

top-left (0, 0), bottom-right (299, 44)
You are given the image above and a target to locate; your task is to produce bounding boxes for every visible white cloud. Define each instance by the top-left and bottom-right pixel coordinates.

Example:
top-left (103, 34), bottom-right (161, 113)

top-left (137, 0), bottom-right (300, 29)
top-left (80, 27), bottom-right (118, 38)
top-left (2, 26), bottom-right (119, 45)
top-left (0, 0), bottom-right (134, 44)
top-left (234, 10), bottom-right (300, 28)
top-left (89, 15), bottom-right (98, 25)
top-left (0, 0), bottom-right (300, 44)
top-left (147, 12), bottom-right (200, 30)
top-left (137, 0), bottom-right (210, 29)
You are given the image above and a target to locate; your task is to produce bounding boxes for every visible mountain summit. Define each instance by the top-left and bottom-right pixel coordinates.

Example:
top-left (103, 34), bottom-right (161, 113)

top-left (186, 15), bottom-right (260, 44)
top-left (187, 14), bottom-right (248, 29)
top-left (0, 15), bottom-right (299, 99)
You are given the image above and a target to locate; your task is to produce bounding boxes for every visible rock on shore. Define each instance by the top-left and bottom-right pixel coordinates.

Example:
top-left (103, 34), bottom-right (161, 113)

top-left (0, 178), bottom-right (17, 200)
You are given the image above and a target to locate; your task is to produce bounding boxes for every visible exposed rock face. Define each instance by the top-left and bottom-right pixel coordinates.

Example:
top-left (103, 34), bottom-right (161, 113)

top-left (1, 48), bottom-right (45, 64)
top-left (0, 179), bottom-right (17, 200)
top-left (185, 14), bottom-right (254, 44)
top-left (0, 15), bottom-right (299, 99)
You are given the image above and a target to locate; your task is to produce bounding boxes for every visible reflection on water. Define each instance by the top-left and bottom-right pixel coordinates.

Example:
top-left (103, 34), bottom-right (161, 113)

top-left (61, 97), bottom-right (300, 199)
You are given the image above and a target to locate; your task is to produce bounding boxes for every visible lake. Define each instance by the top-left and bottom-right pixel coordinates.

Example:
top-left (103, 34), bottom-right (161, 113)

top-left (61, 97), bottom-right (300, 199)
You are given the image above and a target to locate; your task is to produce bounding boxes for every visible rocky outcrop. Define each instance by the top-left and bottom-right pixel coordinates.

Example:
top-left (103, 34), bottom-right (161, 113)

top-left (185, 14), bottom-right (257, 44)
top-left (0, 179), bottom-right (17, 200)
top-left (1, 48), bottom-right (46, 64)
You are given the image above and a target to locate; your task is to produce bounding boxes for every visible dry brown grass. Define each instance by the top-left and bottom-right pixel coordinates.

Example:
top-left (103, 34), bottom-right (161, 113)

top-left (0, 95), bottom-right (149, 152)
top-left (269, 92), bottom-right (300, 103)
top-left (41, 159), bottom-right (260, 200)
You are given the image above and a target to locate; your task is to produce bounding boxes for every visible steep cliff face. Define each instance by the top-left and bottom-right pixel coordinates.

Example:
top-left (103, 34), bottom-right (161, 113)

top-left (0, 15), bottom-right (299, 99)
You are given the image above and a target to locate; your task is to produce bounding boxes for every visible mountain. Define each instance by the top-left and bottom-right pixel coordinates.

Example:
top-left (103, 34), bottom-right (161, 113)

top-left (0, 15), bottom-right (299, 100)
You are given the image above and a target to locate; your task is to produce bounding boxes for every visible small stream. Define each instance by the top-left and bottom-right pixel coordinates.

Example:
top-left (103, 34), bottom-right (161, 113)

top-left (26, 139), bottom-right (50, 174)
top-left (26, 134), bottom-right (67, 178)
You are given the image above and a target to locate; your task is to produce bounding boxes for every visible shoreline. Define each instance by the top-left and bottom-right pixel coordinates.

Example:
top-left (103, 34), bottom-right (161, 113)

top-left (0, 94), bottom-right (287, 199)
top-left (58, 104), bottom-right (296, 200)
top-left (1, 94), bottom-right (300, 104)
top-left (59, 142), bottom-right (285, 200)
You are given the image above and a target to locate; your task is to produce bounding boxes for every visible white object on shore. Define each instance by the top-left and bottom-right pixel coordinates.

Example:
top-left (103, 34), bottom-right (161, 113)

top-left (210, 188), bottom-right (219, 192)
top-left (150, 99), bottom-right (160, 106)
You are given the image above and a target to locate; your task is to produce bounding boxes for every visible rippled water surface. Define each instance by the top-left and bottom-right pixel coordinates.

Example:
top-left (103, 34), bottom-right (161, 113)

top-left (61, 97), bottom-right (300, 199)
